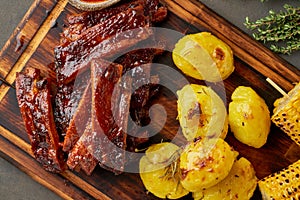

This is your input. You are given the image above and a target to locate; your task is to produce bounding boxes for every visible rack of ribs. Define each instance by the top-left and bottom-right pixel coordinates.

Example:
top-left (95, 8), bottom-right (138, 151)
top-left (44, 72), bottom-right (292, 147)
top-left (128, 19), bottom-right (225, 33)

top-left (15, 0), bottom-right (168, 175)
top-left (63, 48), bottom-right (162, 174)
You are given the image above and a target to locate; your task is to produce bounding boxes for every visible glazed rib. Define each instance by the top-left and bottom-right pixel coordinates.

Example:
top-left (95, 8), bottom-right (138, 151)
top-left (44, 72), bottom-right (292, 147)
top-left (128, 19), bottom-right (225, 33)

top-left (115, 48), bottom-right (163, 109)
top-left (62, 81), bottom-right (91, 152)
top-left (61, 0), bottom-right (167, 45)
top-left (115, 48), bottom-right (162, 152)
top-left (115, 48), bottom-right (163, 73)
top-left (16, 68), bottom-right (65, 173)
top-left (67, 59), bottom-right (128, 174)
top-left (66, 119), bottom-right (98, 175)
top-left (61, 0), bottom-right (137, 44)
top-left (54, 70), bottom-right (90, 138)
top-left (55, 3), bottom-right (151, 83)
top-left (92, 59), bottom-right (127, 173)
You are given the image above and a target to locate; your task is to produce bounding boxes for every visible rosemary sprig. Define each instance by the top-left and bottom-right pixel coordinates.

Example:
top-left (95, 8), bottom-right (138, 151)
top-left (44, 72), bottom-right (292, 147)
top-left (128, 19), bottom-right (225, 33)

top-left (245, 4), bottom-right (300, 54)
top-left (159, 148), bottom-right (182, 181)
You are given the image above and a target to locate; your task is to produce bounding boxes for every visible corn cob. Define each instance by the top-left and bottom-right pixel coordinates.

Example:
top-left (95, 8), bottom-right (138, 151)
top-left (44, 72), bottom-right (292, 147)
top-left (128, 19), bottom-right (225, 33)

top-left (258, 159), bottom-right (300, 200)
top-left (271, 82), bottom-right (300, 146)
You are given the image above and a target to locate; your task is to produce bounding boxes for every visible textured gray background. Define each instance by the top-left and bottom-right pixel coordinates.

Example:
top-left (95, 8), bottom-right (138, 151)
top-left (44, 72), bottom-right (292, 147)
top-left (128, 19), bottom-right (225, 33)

top-left (0, 0), bottom-right (299, 199)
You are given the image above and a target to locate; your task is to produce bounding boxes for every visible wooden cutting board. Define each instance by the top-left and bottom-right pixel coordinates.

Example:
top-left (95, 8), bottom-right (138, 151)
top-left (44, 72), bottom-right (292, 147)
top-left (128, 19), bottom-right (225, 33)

top-left (0, 0), bottom-right (299, 199)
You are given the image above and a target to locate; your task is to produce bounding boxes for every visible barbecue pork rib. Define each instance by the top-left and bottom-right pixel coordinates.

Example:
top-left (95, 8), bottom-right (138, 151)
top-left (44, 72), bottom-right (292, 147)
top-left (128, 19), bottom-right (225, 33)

top-left (62, 81), bottom-right (91, 152)
top-left (54, 0), bottom-right (166, 145)
top-left (67, 59), bottom-right (130, 174)
top-left (55, 2), bottom-right (152, 83)
top-left (65, 47), bottom-right (163, 174)
top-left (92, 59), bottom-right (127, 173)
top-left (66, 119), bottom-right (98, 175)
top-left (16, 68), bottom-right (65, 173)
top-left (61, 0), bottom-right (167, 45)
top-left (115, 48), bottom-right (162, 149)
top-left (15, 0), bottom-right (168, 175)
top-left (61, 0), bottom-right (138, 45)
top-left (54, 70), bottom-right (90, 139)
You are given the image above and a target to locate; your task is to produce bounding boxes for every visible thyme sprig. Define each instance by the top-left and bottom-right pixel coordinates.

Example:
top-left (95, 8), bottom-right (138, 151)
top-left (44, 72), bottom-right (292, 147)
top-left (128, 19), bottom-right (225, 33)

top-left (245, 4), bottom-right (300, 54)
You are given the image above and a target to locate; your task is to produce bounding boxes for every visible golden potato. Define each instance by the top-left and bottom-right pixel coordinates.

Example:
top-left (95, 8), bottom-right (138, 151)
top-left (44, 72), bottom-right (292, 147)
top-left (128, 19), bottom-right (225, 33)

top-left (177, 84), bottom-right (228, 141)
top-left (172, 32), bottom-right (234, 82)
top-left (229, 86), bottom-right (271, 148)
top-left (179, 138), bottom-right (237, 192)
top-left (193, 157), bottom-right (257, 200)
top-left (139, 143), bottom-right (189, 199)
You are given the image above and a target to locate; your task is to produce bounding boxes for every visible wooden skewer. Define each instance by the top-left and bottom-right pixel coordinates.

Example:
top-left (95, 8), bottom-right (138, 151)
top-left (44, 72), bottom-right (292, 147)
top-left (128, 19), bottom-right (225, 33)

top-left (266, 78), bottom-right (288, 97)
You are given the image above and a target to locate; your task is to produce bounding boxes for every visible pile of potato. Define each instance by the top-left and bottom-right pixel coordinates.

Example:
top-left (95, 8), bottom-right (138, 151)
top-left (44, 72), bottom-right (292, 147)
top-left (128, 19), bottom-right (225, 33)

top-left (139, 139), bottom-right (258, 199)
top-left (139, 84), bottom-right (264, 199)
top-left (139, 32), bottom-right (274, 199)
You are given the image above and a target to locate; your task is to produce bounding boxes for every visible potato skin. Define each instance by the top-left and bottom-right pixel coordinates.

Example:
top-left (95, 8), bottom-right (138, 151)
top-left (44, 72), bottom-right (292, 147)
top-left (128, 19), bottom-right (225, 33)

top-left (193, 157), bottom-right (257, 200)
top-left (139, 143), bottom-right (189, 199)
top-left (177, 84), bottom-right (228, 141)
top-left (229, 86), bottom-right (271, 148)
top-left (179, 138), bottom-right (237, 192)
top-left (172, 32), bottom-right (234, 82)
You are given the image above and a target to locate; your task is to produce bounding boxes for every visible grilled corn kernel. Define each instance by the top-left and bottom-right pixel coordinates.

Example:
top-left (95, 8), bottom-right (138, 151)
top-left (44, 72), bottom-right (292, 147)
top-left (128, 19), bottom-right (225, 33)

top-left (272, 82), bottom-right (300, 146)
top-left (258, 160), bottom-right (300, 200)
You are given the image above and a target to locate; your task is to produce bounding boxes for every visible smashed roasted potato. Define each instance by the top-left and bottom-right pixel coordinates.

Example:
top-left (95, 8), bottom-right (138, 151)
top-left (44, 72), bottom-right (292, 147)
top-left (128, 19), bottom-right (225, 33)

top-left (179, 138), bottom-right (237, 192)
top-left (139, 143), bottom-right (189, 199)
top-left (173, 32), bottom-right (234, 82)
top-left (177, 84), bottom-right (228, 141)
top-left (193, 157), bottom-right (257, 200)
top-left (228, 86), bottom-right (271, 148)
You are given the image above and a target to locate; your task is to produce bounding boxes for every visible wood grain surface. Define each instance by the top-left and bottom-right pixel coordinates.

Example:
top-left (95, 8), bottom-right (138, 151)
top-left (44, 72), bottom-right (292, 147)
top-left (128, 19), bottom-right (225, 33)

top-left (0, 0), bottom-right (299, 199)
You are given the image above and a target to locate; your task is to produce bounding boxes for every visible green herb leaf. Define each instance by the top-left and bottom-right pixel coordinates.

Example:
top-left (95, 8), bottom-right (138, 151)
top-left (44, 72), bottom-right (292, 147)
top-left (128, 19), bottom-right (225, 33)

top-left (245, 4), bottom-right (300, 54)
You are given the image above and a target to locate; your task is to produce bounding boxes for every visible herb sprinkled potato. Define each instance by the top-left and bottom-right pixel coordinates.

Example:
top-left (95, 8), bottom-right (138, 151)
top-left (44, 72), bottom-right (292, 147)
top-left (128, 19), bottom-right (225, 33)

top-left (139, 143), bottom-right (189, 199)
top-left (193, 157), bottom-right (257, 200)
top-left (179, 138), bottom-right (237, 192)
top-left (173, 32), bottom-right (234, 82)
top-left (177, 84), bottom-right (228, 141)
top-left (229, 86), bottom-right (271, 148)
